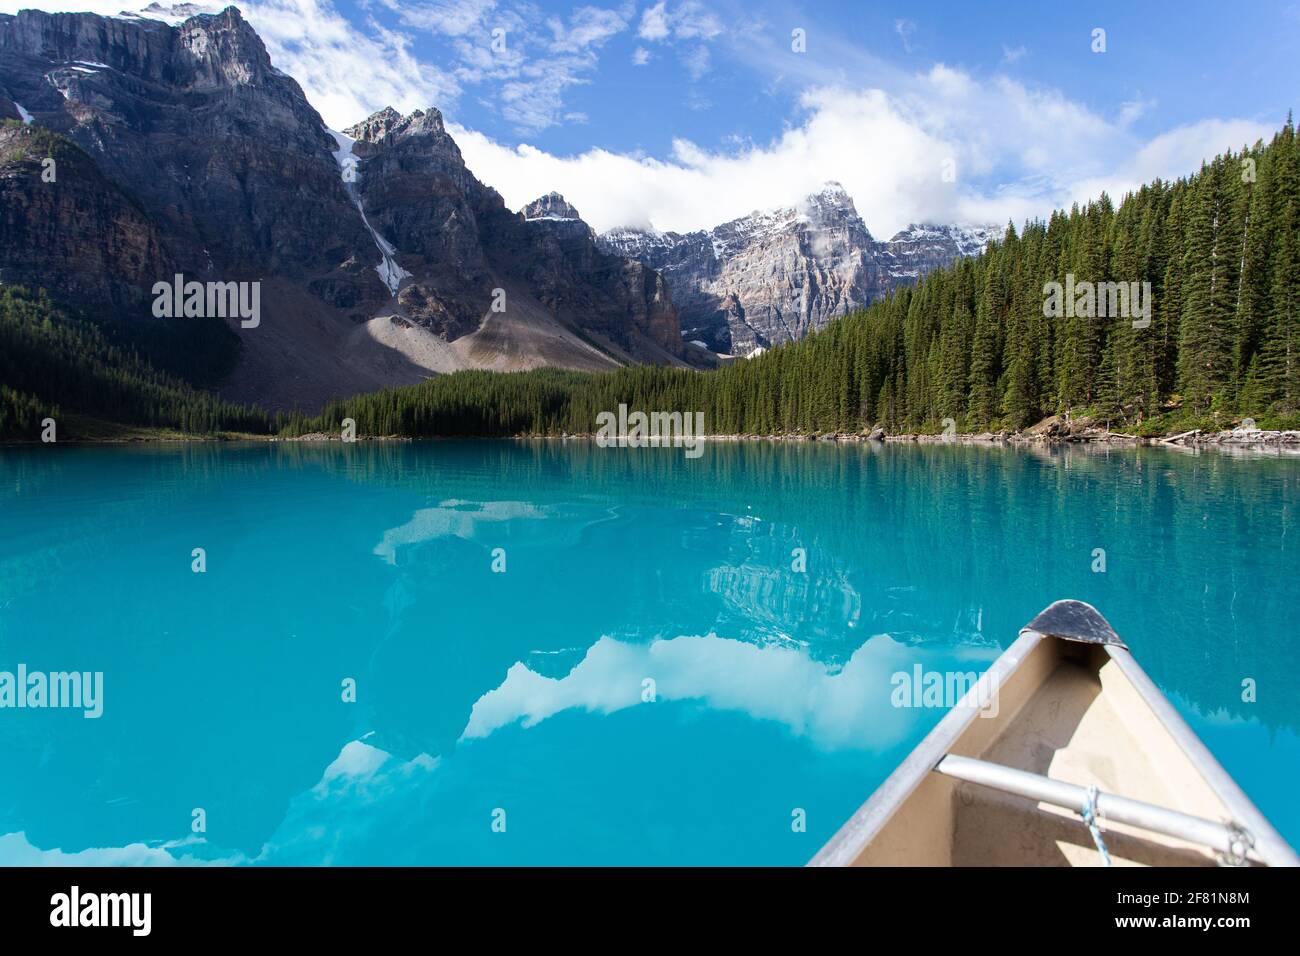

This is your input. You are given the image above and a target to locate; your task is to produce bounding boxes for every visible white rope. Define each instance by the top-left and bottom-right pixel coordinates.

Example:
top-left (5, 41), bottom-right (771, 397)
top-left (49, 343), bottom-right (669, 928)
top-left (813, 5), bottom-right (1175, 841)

top-left (1082, 785), bottom-right (1112, 866)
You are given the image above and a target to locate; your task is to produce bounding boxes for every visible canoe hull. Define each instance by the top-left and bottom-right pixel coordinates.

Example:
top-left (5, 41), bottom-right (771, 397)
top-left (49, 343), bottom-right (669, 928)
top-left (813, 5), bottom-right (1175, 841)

top-left (811, 606), bottom-right (1298, 867)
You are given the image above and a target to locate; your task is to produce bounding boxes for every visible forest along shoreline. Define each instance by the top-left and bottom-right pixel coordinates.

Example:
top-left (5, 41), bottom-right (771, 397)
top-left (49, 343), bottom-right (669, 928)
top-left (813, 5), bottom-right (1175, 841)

top-left (3, 412), bottom-right (1297, 448)
top-left (38, 421), bottom-right (1296, 448)
top-left (705, 418), bottom-right (1300, 448)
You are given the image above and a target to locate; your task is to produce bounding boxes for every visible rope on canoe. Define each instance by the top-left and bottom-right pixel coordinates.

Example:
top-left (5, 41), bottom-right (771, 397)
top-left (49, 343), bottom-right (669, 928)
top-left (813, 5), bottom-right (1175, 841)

top-left (1220, 824), bottom-right (1254, 867)
top-left (1082, 785), bottom-right (1112, 866)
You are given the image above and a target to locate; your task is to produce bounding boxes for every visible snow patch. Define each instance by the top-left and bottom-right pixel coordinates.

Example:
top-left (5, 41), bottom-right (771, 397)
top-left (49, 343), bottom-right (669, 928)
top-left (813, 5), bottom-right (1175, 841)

top-left (889, 223), bottom-right (996, 256)
top-left (13, 102), bottom-right (33, 124)
top-left (327, 127), bottom-right (411, 297)
top-left (128, 3), bottom-right (218, 26)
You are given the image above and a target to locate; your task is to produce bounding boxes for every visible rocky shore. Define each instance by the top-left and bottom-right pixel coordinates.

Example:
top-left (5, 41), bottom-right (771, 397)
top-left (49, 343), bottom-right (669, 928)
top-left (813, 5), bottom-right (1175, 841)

top-left (47, 416), bottom-right (1298, 448)
top-left (704, 415), bottom-right (1300, 449)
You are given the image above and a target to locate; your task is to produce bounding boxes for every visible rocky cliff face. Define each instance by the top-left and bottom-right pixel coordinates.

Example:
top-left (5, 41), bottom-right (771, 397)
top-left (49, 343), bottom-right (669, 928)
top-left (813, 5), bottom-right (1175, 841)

top-left (0, 6), bottom-right (382, 311)
top-left (509, 191), bottom-right (683, 360)
top-left (0, 123), bottom-right (173, 311)
top-left (0, 6), bottom-right (701, 411)
top-left (340, 106), bottom-right (692, 364)
top-left (522, 192), bottom-right (585, 222)
top-left (878, 223), bottom-right (998, 283)
top-left (340, 106), bottom-right (495, 340)
top-left (599, 184), bottom-right (995, 355)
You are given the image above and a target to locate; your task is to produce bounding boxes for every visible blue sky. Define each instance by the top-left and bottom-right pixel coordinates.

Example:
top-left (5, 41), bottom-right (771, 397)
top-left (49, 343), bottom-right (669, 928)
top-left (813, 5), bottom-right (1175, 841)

top-left (7, 1), bottom-right (1299, 235)
top-left (341, 0), bottom-right (1299, 159)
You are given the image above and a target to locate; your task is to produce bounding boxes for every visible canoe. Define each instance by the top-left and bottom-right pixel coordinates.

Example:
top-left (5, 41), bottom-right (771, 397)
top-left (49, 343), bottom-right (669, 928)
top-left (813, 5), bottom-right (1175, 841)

top-left (810, 600), bottom-right (1300, 867)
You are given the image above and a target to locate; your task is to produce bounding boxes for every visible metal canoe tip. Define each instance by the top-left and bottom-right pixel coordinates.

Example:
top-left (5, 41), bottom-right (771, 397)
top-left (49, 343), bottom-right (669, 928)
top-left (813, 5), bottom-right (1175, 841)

top-left (1021, 599), bottom-right (1128, 649)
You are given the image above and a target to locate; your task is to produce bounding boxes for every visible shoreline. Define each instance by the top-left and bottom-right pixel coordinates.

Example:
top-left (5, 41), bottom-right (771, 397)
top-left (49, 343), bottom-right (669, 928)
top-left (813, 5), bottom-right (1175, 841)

top-left (4, 410), bottom-right (1298, 449)
top-left (7, 427), bottom-right (1299, 449)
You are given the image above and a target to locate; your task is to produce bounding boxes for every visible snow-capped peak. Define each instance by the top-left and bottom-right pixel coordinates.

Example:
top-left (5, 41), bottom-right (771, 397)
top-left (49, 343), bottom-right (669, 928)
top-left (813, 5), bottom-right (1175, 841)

top-left (889, 223), bottom-right (997, 257)
top-left (812, 181), bottom-right (850, 200)
top-left (117, 3), bottom-right (217, 27)
top-left (521, 192), bottom-right (584, 222)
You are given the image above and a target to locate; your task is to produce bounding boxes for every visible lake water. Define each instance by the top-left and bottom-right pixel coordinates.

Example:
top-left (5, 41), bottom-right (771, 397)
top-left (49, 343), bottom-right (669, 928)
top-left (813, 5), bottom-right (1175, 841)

top-left (0, 440), bottom-right (1297, 865)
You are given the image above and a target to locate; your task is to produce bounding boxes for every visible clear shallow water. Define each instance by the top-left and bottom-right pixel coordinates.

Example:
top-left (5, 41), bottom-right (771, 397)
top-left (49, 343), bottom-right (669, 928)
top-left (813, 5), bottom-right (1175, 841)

top-left (0, 440), bottom-right (1297, 865)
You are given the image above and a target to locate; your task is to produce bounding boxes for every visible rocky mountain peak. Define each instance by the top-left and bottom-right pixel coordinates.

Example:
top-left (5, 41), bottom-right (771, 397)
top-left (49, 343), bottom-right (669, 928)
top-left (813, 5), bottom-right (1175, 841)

top-left (805, 180), bottom-right (853, 206)
top-left (345, 105), bottom-right (447, 146)
top-left (888, 223), bottom-right (998, 258)
top-left (138, 3), bottom-right (217, 23)
top-left (0, 6), bottom-right (707, 412)
top-left (794, 181), bottom-right (869, 235)
top-left (173, 6), bottom-right (275, 87)
top-left (521, 192), bottom-right (583, 221)
top-left (597, 185), bottom-right (994, 355)
top-left (344, 106), bottom-right (404, 143)
top-left (0, 5), bottom-right (284, 100)
top-left (405, 108), bottom-right (447, 138)
top-left (333, 99), bottom-right (688, 369)
top-left (0, 3), bottom-right (387, 396)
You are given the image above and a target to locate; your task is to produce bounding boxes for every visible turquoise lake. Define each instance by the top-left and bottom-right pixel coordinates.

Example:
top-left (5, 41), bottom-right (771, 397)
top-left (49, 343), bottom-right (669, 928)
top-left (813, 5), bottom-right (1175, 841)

top-left (0, 440), bottom-right (1297, 865)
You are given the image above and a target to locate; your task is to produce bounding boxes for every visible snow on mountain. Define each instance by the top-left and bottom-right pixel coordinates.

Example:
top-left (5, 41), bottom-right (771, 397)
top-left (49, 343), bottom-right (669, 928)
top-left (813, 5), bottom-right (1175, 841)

top-left (328, 127), bottom-right (410, 296)
top-left (598, 185), bottom-right (995, 355)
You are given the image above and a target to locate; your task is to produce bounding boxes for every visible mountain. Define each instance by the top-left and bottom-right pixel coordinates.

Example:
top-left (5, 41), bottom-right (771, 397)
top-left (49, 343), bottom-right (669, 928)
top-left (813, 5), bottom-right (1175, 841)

top-left (598, 184), bottom-right (995, 355)
top-left (0, 6), bottom-right (407, 408)
top-left (521, 192), bottom-right (586, 223)
top-left (0, 5), bottom-right (701, 413)
top-left (338, 106), bottom-right (697, 375)
top-left (285, 118), bottom-right (1300, 442)
top-left (0, 123), bottom-right (173, 316)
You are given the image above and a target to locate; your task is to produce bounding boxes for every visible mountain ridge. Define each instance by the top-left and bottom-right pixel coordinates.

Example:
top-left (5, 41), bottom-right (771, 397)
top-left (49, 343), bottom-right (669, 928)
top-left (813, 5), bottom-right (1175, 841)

top-left (0, 6), bottom-right (703, 411)
top-left (598, 186), bottom-right (995, 355)
top-left (0, 4), bottom-right (985, 416)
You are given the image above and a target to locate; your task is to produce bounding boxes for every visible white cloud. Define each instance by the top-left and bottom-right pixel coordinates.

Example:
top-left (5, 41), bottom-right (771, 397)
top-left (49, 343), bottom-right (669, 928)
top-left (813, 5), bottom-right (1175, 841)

top-left (680, 44), bottom-right (711, 81)
top-left (452, 71), bottom-right (1272, 238)
top-left (1, 0), bottom-right (623, 132)
top-left (0, 0), bottom-right (134, 10)
top-left (547, 4), bottom-right (628, 52)
top-left (378, 0), bottom-right (498, 36)
top-left (632, 45), bottom-right (651, 65)
top-left (638, 0), bottom-right (670, 40)
top-left (1119, 97), bottom-right (1154, 127)
top-left (684, 88), bottom-right (711, 112)
top-left (461, 632), bottom-right (999, 752)
top-left (0, 0), bottom-right (457, 127)
top-left (639, 0), bottom-right (721, 43)
top-left (894, 18), bottom-right (917, 54)
top-left (248, 0), bottom-right (459, 127)
top-left (385, 0), bottom-right (628, 132)
top-left (671, 0), bottom-right (722, 40)
top-left (3, 1), bottom-right (1273, 241)
top-left (0, 831), bottom-right (244, 866)
top-left (1001, 43), bottom-right (1027, 64)
top-left (1065, 118), bottom-right (1271, 211)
